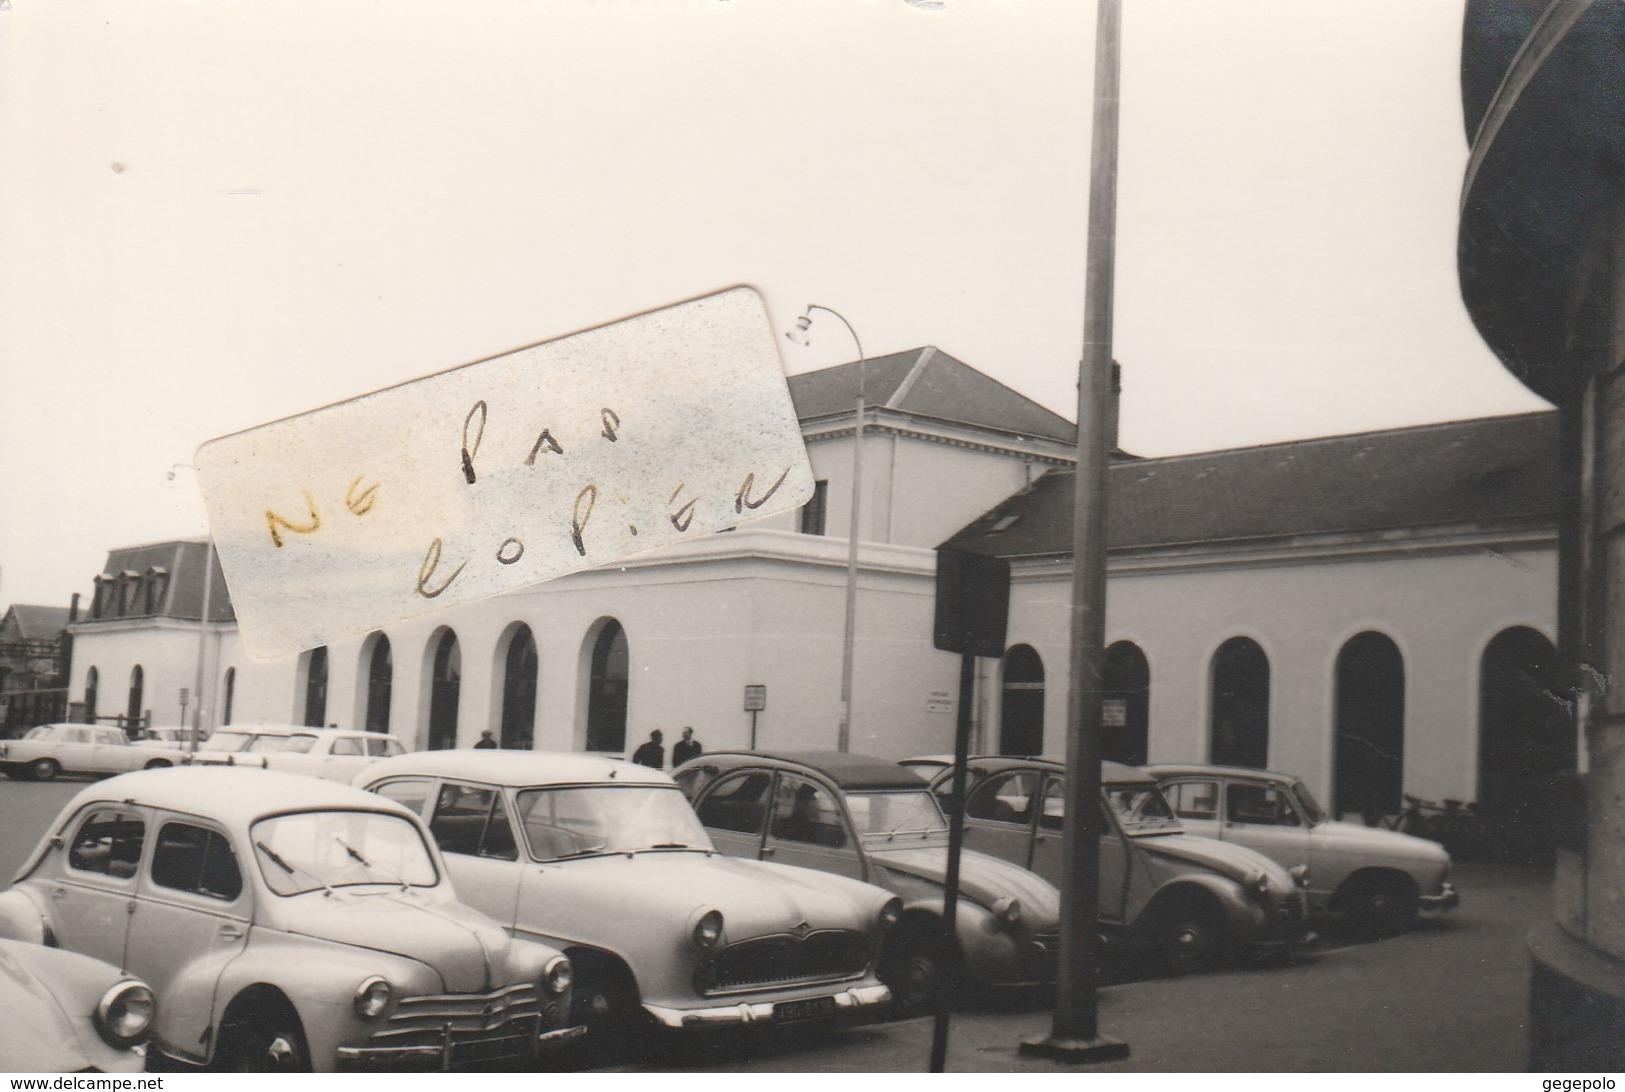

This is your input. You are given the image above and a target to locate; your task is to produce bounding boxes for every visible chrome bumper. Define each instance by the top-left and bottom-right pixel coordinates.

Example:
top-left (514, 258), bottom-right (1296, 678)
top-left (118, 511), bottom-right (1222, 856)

top-left (643, 984), bottom-right (891, 1030)
top-left (335, 1022), bottom-right (586, 1068)
top-left (1421, 883), bottom-right (1460, 912)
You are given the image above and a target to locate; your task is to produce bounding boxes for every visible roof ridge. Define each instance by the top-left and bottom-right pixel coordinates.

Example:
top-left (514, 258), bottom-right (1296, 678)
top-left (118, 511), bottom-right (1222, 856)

top-left (885, 347), bottom-right (936, 409)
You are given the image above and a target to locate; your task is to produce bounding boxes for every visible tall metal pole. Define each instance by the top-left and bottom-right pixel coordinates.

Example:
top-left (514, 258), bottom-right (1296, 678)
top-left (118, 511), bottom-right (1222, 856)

top-left (787, 305), bottom-right (866, 753)
top-left (190, 537), bottom-right (214, 755)
top-left (1021, 0), bottom-right (1128, 1062)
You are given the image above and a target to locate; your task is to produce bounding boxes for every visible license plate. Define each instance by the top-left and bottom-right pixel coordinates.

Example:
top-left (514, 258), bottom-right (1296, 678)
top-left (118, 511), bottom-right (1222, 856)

top-left (773, 996), bottom-right (838, 1023)
top-left (450, 1033), bottom-right (529, 1066)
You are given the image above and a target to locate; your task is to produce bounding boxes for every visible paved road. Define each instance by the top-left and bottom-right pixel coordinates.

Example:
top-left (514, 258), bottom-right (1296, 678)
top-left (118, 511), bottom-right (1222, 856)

top-left (0, 778), bottom-right (1548, 1072)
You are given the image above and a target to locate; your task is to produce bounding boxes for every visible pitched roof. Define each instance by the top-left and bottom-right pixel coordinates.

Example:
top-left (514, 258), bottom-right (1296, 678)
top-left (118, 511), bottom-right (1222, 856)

top-left (788, 347), bottom-right (1076, 445)
top-left (2, 604), bottom-right (71, 639)
top-left (940, 410), bottom-right (1559, 557)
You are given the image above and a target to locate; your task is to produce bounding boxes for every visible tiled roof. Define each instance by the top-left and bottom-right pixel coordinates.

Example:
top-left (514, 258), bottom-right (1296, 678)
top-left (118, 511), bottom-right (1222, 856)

top-left (789, 347), bottom-right (1077, 445)
top-left (2, 604), bottom-right (71, 639)
top-left (941, 411), bottom-right (1560, 557)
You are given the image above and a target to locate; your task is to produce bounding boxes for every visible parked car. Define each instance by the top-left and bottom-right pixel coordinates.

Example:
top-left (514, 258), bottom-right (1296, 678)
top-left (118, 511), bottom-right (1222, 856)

top-left (354, 750), bottom-right (897, 1039)
top-left (134, 727), bottom-right (205, 750)
top-left (0, 723), bottom-right (185, 781)
top-left (188, 727), bottom-right (406, 782)
top-left (181, 723), bottom-right (304, 766)
top-left (0, 937), bottom-right (155, 1073)
top-left (915, 756), bottom-right (1314, 973)
top-left (675, 751), bottom-right (1062, 1012)
top-left (1145, 763), bottom-right (1459, 936)
top-left (0, 767), bottom-right (582, 1071)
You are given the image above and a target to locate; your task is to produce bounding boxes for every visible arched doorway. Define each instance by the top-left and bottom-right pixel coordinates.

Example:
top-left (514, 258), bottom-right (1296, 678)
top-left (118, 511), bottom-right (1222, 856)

top-left (363, 634), bottom-right (393, 733)
top-left (1102, 641), bottom-right (1150, 766)
top-left (126, 665), bottom-right (144, 733)
top-left (84, 667), bottom-right (99, 724)
top-left (1479, 626), bottom-right (1574, 863)
top-left (585, 620), bottom-right (628, 754)
top-left (1210, 637), bottom-right (1269, 768)
top-left (302, 646), bottom-right (329, 727)
top-left (500, 625), bottom-right (539, 749)
top-left (999, 645), bottom-right (1045, 756)
top-left (428, 629), bottom-right (462, 751)
top-left (1334, 631), bottom-right (1406, 821)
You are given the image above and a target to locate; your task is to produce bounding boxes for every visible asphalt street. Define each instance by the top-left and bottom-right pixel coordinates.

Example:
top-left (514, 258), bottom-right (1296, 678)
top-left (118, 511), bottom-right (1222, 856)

top-left (0, 777), bottom-right (1550, 1073)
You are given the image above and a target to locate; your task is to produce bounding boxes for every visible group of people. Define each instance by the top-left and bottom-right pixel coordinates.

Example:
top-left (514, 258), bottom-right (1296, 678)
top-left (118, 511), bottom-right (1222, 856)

top-left (631, 726), bottom-right (702, 770)
top-left (468, 725), bottom-right (704, 770)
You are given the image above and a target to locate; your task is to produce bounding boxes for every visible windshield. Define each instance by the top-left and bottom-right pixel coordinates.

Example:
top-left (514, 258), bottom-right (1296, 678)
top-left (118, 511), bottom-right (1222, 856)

top-left (246, 734), bottom-right (316, 754)
top-left (1291, 780), bottom-right (1325, 825)
top-left (200, 731), bottom-right (257, 753)
top-left (514, 785), bottom-right (712, 860)
top-left (849, 790), bottom-right (948, 838)
top-left (250, 810), bottom-right (438, 895)
top-left (1105, 784), bottom-right (1184, 835)
top-left (23, 726), bottom-right (51, 741)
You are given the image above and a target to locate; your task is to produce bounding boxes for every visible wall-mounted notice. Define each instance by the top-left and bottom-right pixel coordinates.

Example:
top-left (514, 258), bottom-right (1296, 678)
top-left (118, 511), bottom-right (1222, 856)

top-left (197, 287), bottom-right (813, 659)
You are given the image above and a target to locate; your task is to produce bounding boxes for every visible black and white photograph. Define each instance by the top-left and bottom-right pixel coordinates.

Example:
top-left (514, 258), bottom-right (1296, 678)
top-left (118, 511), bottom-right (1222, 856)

top-left (0, 0), bottom-right (1618, 1077)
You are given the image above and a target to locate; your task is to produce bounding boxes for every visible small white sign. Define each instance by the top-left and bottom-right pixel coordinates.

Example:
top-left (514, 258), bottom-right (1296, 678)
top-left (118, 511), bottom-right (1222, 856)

top-left (1102, 697), bottom-right (1128, 728)
top-left (927, 691), bottom-right (953, 715)
top-left (197, 288), bottom-right (812, 658)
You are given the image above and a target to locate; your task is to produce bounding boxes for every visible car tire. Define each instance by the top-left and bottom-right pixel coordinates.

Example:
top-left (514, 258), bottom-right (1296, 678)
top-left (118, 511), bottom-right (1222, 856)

top-left (143, 759), bottom-right (172, 769)
top-left (1344, 873), bottom-right (1419, 939)
top-left (224, 1016), bottom-right (310, 1072)
top-left (878, 922), bottom-right (954, 1016)
top-left (29, 758), bottom-right (61, 782)
top-left (1159, 902), bottom-right (1235, 976)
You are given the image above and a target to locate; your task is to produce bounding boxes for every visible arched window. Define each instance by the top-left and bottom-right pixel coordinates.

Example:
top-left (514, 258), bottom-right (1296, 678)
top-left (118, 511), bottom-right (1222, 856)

top-left (1102, 641), bottom-right (1151, 766)
top-left (428, 629), bottom-right (462, 751)
top-left (1209, 637), bottom-right (1269, 768)
top-left (84, 667), bottom-right (99, 725)
top-left (126, 665), bottom-right (145, 733)
top-left (999, 645), bottom-right (1045, 756)
top-left (1334, 632), bottom-right (1405, 821)
top-left (585, 620), bottom-right (628, 753)
top-left (1480, 626), bottom-right (1573, 864)
top-left (222, 667), bottom-right (236, 726)
top-left (364, 634), bottom-right (393, 733)
top-left (302, 646), bottom-right (329, 727)
top-left (500, 625), bottom-right (539, 749)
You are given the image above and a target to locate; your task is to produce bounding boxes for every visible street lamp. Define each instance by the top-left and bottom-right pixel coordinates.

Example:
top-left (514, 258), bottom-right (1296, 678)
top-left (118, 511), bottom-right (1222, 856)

top-left (785, 305), bottom-right (864, 753)
top-left (167, 464), bottom-right (215, 755)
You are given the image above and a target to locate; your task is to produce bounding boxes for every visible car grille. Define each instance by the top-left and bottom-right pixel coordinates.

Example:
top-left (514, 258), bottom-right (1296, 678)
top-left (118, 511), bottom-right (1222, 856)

top-left (1033, 930), bottom-right (1061, 960)
top-left (1279, 892), bottom-right (1307, 920)
top-left (363, 984), bottom-right (547, 1068)
top-left (696, 930), bottom-right (870, 996)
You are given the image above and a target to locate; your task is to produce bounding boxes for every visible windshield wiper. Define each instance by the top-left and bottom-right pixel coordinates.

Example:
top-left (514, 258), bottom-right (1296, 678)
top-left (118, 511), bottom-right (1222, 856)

top-left (555, 845), bottom-right (607, 858)
top-left (334, 836), bottom-right (409, 890)
top-left (256, 840), bottom-right (336, 897)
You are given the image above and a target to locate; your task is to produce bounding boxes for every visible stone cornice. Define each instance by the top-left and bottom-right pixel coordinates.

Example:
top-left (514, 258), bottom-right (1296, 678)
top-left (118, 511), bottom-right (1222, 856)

top-left (800, 410), bottom-right (1075, 465)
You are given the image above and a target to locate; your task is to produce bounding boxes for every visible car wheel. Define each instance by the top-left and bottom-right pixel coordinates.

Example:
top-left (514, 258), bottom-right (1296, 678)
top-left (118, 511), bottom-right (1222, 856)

top-left (225, 1017), bottom-right (310, 1072)
top-left (29, 758), bottom-right (61, 782)
top-left (1345, 873), bottom-right (1419, 939)
top-left (143, 759), bottom-right (172, 769)
top-left (878, 924), bottom-right (954, 1016)
top-left (1159, 904), bottom-right (1234, 976)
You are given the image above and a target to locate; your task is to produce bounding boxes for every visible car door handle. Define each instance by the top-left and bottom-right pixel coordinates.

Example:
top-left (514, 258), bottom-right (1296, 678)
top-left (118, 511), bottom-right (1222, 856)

top-left (761, 847), bottom-right (775, 859)
top-left (49, 887), bottom-right (65, 900)
top-left (218, 923), bottom-right (243, 940)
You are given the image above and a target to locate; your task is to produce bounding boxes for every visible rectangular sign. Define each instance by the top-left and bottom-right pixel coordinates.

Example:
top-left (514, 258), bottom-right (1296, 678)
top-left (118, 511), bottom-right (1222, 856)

top-left (197, 288), bottom-right (813, 658)
top-left (1102, 697), bottom-right (1127, 728)
top-left (743, 684), bottom-right (767, 712)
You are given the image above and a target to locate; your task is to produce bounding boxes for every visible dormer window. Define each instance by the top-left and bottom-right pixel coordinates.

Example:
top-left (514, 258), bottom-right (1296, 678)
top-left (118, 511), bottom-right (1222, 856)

top-left (988, 515), bottom-right (1021, 534)
top-left (144, 567), bottom-right (169, 615)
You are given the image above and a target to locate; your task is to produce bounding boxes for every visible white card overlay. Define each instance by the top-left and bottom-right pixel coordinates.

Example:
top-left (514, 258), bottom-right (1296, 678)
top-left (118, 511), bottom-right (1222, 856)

top-left (196, 287), bottom-right (812, 659)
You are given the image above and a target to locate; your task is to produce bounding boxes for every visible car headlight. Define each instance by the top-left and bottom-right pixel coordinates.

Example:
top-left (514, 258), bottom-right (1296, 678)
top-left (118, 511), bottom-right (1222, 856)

top-left (95, 980), bottom-right (155, 1047)
top-left (353, 975), bottom-right (392, 1018)
top-left (991, 896), bottom-right (1022, 927)
top-left (693, 909), bottom-right (724, 949)
top-left (543, 956), bottom-right (573, 996)
top-left (879, 897), bottom-right (903, 930)
top-left (1244, 869), bottom-right (1271, 897)
top-left (1288, 864), bottom-right (1311, 889)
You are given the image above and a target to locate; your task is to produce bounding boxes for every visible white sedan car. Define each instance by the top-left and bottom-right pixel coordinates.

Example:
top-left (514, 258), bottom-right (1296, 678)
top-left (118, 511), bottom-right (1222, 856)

top-left (0, 724), bottom-right (186, 781)
top-left (188, 725), bottom-right (405, 782)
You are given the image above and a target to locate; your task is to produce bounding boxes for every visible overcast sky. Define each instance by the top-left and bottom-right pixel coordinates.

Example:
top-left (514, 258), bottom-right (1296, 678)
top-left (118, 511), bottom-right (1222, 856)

top-left (0, 0), bottom-right (1549, 612)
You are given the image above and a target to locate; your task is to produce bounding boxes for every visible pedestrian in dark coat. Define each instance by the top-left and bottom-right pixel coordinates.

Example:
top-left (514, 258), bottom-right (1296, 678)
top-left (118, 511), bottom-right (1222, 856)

top-left (631, 729), bottom-right (665, 769)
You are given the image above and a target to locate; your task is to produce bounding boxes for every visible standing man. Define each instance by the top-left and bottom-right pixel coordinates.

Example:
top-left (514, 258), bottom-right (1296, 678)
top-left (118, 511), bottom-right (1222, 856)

top-left (631, 729), bottom-right (664, 769)
top-left (673, 726), bottom-right (703, 766)
top-left (474, 730), bottom-right (497, 749)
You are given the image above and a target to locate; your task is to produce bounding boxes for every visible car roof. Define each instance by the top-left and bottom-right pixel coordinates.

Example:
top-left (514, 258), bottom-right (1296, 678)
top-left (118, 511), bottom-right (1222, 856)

top-left (957, 754), bottom-right (1154, 786)
top-left (209, 724), bottom-right (307, 736)
top-left (1143, 763), bottom-right (1296, 784)
top-left (356, 749), bottom-right (675, 789)
top-left (683, 751), bottom-right (931, 791)
top-left (53, 767), bottom-right (415, 829)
